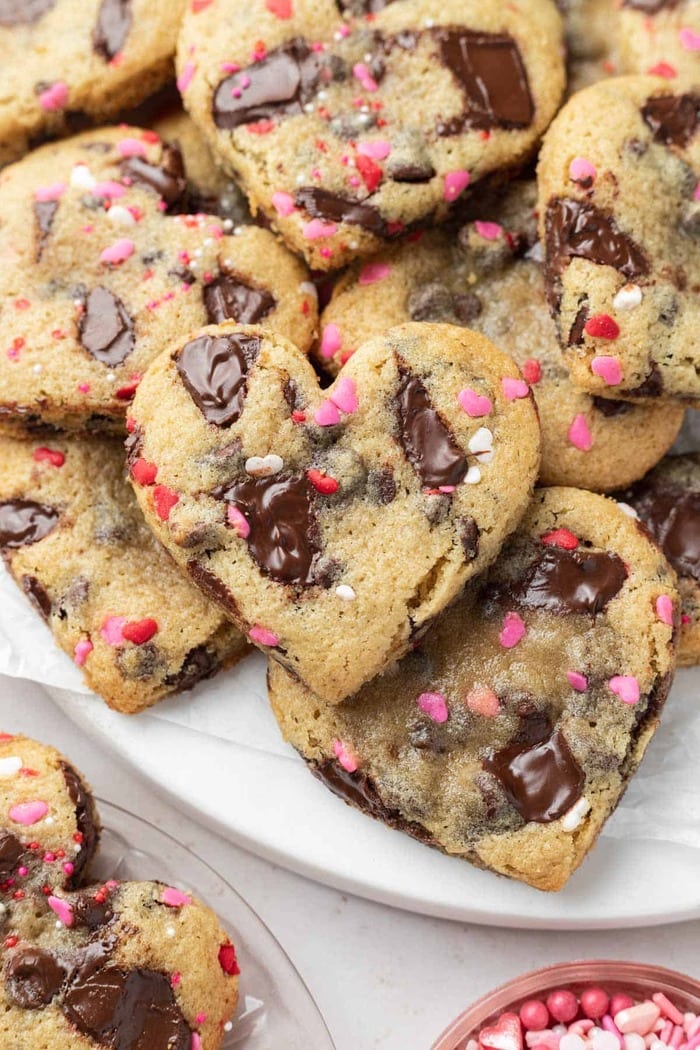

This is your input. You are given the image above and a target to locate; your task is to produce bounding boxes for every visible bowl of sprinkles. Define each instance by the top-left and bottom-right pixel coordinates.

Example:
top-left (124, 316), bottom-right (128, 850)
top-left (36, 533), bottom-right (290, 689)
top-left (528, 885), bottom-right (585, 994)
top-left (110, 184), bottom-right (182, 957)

top-left (432, 962), bottom-right (700, 1050)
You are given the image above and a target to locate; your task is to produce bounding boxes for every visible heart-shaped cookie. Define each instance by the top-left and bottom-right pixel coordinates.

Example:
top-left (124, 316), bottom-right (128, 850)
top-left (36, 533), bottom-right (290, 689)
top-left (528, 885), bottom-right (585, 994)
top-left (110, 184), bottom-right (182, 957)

top-left (0, 126), bottom-right (317, 434)
top-left (177, 0), bottom-right (565, 269)
top-left (268, 486), bottom-right (678, 890)
top-left (129, 321), bottom-right (540, 702)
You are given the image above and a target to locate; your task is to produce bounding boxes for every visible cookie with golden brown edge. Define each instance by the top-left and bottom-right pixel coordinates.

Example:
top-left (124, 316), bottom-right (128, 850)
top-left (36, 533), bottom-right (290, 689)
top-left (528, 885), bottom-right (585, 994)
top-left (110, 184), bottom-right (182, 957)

top-left (129, 321), bottom-right (540, 703)
top-left (0, 127), bottom-right (317, 434)
top-left (538, 75), bottom-right (700, 403)
top-left (269, 486), bottom-right (679, 892)
top-left (317, 182), bottom-right (684, 491)
top-left (0, 434), bottom-right (248, 713)
top-left (618, 1), bottom-right (700, 84)
top-left (177, 0), bottom-right (565, 270)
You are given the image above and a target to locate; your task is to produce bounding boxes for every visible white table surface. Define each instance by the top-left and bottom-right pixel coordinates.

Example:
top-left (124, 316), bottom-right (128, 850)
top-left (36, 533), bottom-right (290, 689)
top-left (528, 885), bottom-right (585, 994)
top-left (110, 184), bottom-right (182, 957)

top-left (2, 676), bottom-right (698, 1050)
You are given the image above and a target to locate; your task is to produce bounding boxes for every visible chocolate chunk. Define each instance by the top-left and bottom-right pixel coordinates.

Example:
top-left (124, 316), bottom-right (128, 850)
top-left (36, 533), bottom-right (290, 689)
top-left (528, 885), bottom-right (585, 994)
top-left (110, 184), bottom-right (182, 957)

top-left (6, 948), bottom-right (66, 1009)
top-left (544, 198), bottom-right (649, 308)
top-left (187, 562), bottom-right (243, 620)
top-left (625, 366), bottom-right (663, 398)
top-left (203, 275), bottom-right (275, 325)
top-left (121, 145), bottom-right (187, 210)
top-left (222, 473), bottom-right (320, 585)
top-left (34, 199), bottom-right (58, 260)
top-left (507, 546), bottom-right (628, 615)
top-left (0, 831), bottom-right (24, 879)
top-left (452, 292), bottom-right (482, 325)
top-left (60, 760), bottom-right (99, 885)
top-left (367, 468), bottom-right (396, 505)
top-left (642, 94), bottom-right (700, 149)
top-left (21, 574), bottom-right (51, 620)
top-left (408, 282), bottom-right (453, 323)
top-left (295, 187), bottom-right (386, 236)
top-left (385, 128), bottom-right (435, 183)
top-left (175, 332), bottom-right (260, 427)
top-left (630, 485), bottom-right (700, 581)
top-left (335, 0), bottom-right (396, 12)
top-left (71, 887), bottom-right (115, 930)
top-left (568, 299), bottom-right (589, 346)
top-left (79, 287), bottom-right (135, 367)
top-left (592, 396), bottom-right (632, 418)
top-left (434, 29), bottom-right (534, 136)
top-left (164, 645), bottom-right (221, 693)
top-left (0, 500), bottom-right (58, 548)
top-left (459, 516), bottom-right (480, 560)
top-left (0, 0), bottom-right (54, 25)
top-left (484, 720), bottom-right (584, 823)
top-left (396, 367), bottom-right (468, 489)
top-left (93, 0), bottom-right (131, 59)
top-left (63, 961), bottom-right (191, 1050)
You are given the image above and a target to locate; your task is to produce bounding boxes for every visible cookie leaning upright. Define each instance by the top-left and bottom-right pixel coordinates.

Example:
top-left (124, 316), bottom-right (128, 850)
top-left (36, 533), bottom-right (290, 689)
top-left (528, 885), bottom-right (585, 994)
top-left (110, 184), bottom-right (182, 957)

top-left (129, 321), bottom-right (540, 703)
top-left (538, 75), bottom-right (700, 402)
top-left (0, 127), bottom-right (318, 434)
top-left (269, 487), bottom-right (679, 891)
top-left (177, 0), bottom-right (565, 269)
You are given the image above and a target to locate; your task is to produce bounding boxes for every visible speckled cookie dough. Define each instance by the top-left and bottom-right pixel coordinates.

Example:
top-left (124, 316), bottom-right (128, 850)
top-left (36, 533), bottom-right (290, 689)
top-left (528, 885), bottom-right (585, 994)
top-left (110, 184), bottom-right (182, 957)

top-left (538, 75), bottom-right (700, 403)
top-left (618, 452), bottom-right (700, 665)
top-left (0, 434), bottom-right (249, 713)
top-left (269, 486), bottom-right (678, 892)
top-left (557, 0), bottom-right (617, 93)
top-left (129, 321), bottom-right (540, 703)
top-left (0, 0), bottom-right (186, 168)
top-left (317, 182), bottom-right (685, 491)
top-left (0, 126), bottom-right (317, 434)
top-left (618, 1), bottom-right (700, 84)
top-left (176, 0), bottom-right (565, 269)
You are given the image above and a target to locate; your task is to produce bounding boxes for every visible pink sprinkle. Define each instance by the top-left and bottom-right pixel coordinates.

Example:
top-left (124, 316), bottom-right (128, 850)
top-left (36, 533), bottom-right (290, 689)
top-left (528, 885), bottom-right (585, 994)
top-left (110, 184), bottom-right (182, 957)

top-left (656, 594), bottom-right (674, 626)
top-left (358, 261), bottom-right (391, 286)
top-left (568, 413), bottom-right (593, 451)
top-left (303, 219), bottom-right (337, 240)
top-left (18, 866), bottom-right (28, 877)
top-left (352, 62), bottom-right (378, 92)
top-left (502, 377), bottom-right (529, 401)
top-left (443, 169), bottom-right (470, 202)
top-left (35, 182), bottom-right (66, 202)
top-left (48, 895), bottom-right (74, 927)
top-left (171, 973), bottom-right (182, 987)
top-left (499, 611), bottom-right (526, 649)
top-left (592, 356), bottom-right (623, 385)
top-left (320, 323), bottom-right (342, 359)
top-left (78, 382), bottom-right (90, 393)
top-left (417, 691), bottom-right (449, 723)
top-left (191, 1036), bottom-right (202, 1050)
top-left (272, 190), bottom-right (296, 216)
top-left (63, 862), bottom-right (74, 875)
top-left (162, 887), bottom-right (192, 908)
top-left (314, 399), bottom-right (341, 426)
top-left (569, 157), bottom-right (597, 185)
top-left (333, 739), bottom-right (358, 772)
top-left (100, 616), bottom-right (126, 645)
top-left (654, 995), bottom-right (685, 1026)
top-left (567, 671), bottom-right (588, 692)
top-left (117, 137), bottom-right (146, 158)
top-left (93, 181), bottom-right (126, 198)
top-left (100, 238), bottom-right (135, 265)
top-left (38, 81), bottom-right (68, 111)
top-left (609, 675), bottom-right (640, 705)
top-left (227, 505), bottom-right (250, 538)
top-left (474, 221), bottom-right (502, 240)
top-left (357, 139), bottom-right (391, 160)
top-left (177, 61), bottom-right (197, 93)
top-left (330, 377), bottom-right (358, 414)
top-left (9, 800), bottom-right (48, 825)
top-left (465, 686), bottom-right (500, 717)
top-left (679, 27), bottom-right (700, 51)
top-left (249, 625), bottom-right (279, 647)
top-left (73, 638), bottom-right (93, 666)
top-left (695, 183), bottom-right (700, 201)
top-left (458, 387), bottom-right (492, 417)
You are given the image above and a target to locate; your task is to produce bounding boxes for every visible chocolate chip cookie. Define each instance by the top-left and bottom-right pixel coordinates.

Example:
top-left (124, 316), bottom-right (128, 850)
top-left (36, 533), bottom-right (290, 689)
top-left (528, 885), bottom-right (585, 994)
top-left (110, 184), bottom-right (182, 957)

top-left (618, 1), bottom-right (700, 84)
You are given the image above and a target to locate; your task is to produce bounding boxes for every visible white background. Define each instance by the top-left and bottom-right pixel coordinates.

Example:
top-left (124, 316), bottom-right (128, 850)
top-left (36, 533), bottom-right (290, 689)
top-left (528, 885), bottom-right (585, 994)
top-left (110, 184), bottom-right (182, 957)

top-left (2, 676), bottom-right (699, 1050)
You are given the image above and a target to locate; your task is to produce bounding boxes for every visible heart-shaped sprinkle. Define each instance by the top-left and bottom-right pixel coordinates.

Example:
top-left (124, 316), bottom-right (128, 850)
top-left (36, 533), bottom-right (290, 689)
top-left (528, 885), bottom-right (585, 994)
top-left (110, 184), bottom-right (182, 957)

top-left (474, 221), bottom-right (503, 241)
top-left (465, 685), bottom-right (500, 717)
top-left (314, 399), bottom-right (341, 427)
top-left (655, 594), bottom-right (674, 626)
top-left (679, 27), bottom-right (700, 51)
top-left (499, 612), bottom-right (526, 649)
top-left (569, 157), bottom-right (596, 186)
top-left (591, 355), bottom-right (623, 384)
top-left (568, 414), bottom-right (593, 451)
top-left (468, 427), bottom-right (494, 462)
top-left (161, 887), bottom-right (192, 908)
top-left (9, 800), bottom-right (48, 825)
top-left (501, 377), bottom-right (529, 401)
top-left (444, 170), bottom-right (471, 202)
top-left (479, 1012), bottom-right (524, 1050)
top-left (458, 388), bottom-right (493, 418)
top-left (121, 618), bottom-right (158, 645)
top-left (320, 324), bottom-right (342, 359)
top-left (609, 675), bottom-right (640, 705)
top-left (74, 638), bottom-right (93, 665)
top-left (358, 262), bottom-right (391, 286)
top-left (99, 238), bottom-right (135, 266)
top-left (39, 81), bottom-right (68, 111)
top-left (100, 616), bottom-right (126, 645)
top-left (272, 190), bottom-right (296, 216)
top-left (333, 739), bottom-right (358, 772)
top-left (566, 671), bottom-right (588, 692)
top-left (245, 454), bottom-right (284, 477)
top-left (329, 377), bottom-right (358, 415)
top-left (48, 894), bottom-right (74, 927)
top-left (227, 506), bottom-right (251, 538)
top-left (248, 625), bottom-right (279, 647)
top-left (417, 691), bottom-right (449, 723)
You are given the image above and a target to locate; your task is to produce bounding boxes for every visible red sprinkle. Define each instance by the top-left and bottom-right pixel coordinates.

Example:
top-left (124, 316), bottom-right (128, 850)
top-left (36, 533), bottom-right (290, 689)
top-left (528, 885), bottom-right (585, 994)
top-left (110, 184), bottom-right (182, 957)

top-left (521, 359), bottom-right (542, 385)
top-left (4, 936), bottom-right (18, 948)
top-left (584, 314), bottom-right (620, 340)
top-left (247, 120), bottom-right (275, 134)
top-left (291, 410), bottom-right (307, 424)
top-left (115, 379), bottom-right (141, 400)
top-left (121, 618), bottom-right (158, 645)
top-left (33, 447), bottom-right (65, 468)
top-left (218, 943), bottom-right (240, 976)
top-left (355, 153), bottom-right (383, 192)
top-left (153, 486), bottom-right (179, 522)
top-left (307, 469), bottom-right (339, 495)
top-left (541, 528), bottom-right (578, 550)
top-left (131, 459), bottom-right (158, 486)
top-left (647, 61), bottom-right (677, 78)
top-left (125, 417), bottom-right (136, 433)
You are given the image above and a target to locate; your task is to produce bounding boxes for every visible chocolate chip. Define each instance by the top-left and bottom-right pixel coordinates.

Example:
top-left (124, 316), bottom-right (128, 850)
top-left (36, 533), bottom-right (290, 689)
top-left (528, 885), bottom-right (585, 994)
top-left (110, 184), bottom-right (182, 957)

top-left (71, 887), bottom-right (115, 930)
top-left (395, 365), bottom-right (468, 489)
top-left (187, 562), bottom-right (243, 621)
top-left (295, 186), bottom-right (386, 236)
top-left (21, 574), bottom-right (51, 620)
top-left (6, 948), bottom-right (66, 1009)
top-left (203, 275), bottom-right (276, 325)
top-left (164, 645), bottom-right (221, 693)
top-left (502, 546), bottom-right (628, 616)
top-left (116, 642), bottom-right (165, 681)
top-left (0, 0), bottom-right (54, 25)
top-left (591, 396), bottom-right (632, 418)
top-left (624, 480), bottom-right (700, 582)
top-left (56, 575), bottom-right (90, 620)
top-left (458, 517), bottom-right (480, 560)
top-left (0, 831), bottom-right (24, 879)
top-left (34, 199), bottom-right (58, 260)
top-left (329, 110), bottom-right (378, 139)
top-left (121, 144), bottom-right (187, 210)
top-left (60, 760), bottom-right (99, 885)
top-left (408, 282), bottom-right (454, 322)
top-left (385, 128), bottom-right (435, 184)
top-left (642, 94), bottom-right (700, 149)
top-left (367, 468), bottom-right (396, 505)
top-left (452, 292), bottom-right (482, 325)
top-left (93, 0), bottom-right (132, 60)
top-left (78, 287), bottom-right (135, 367)
top-left (175, 332), bottom-right (260, 427)
top-left (0, 500), bottom-right (59, 548)
top-left (568, 298), bottom-right (589, 346)
top-left (335, 0), bottom-right (396, 12)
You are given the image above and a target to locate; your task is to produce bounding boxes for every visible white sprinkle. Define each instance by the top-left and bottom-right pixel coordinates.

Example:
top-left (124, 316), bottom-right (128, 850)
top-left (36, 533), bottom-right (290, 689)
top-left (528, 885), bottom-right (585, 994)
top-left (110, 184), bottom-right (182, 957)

top-left (335, 584), bottom-right (356, 601)
top-left (0, 903), bottom-right (6, 917)
top-left (70, 164), bottom-right (96, 190)
top-left (194, 248), bottom-right (203, 258)
top-left (617, 501), bottom-right (639, 519)
top-left (106, 374), bottom-right (116, 383)
top-left (299, 281), bottom-right (318, 299)
top-left (464, 465), bottom-right (482, 484)
top-left (224, 1022), bottom-right (233, 1033)
top-left (55, 920), bottom-right (62, 930)
top-left (295, 173), bottom-right (306, 185)
top-left (304, 103), bottom-right (314, 113)
top-left (165, 925), bottom-right (176, 938)
top-left (204, 237), bottom-right (214, 247)
top-left (245, 454), bottom-right (284, 478)
top-left (525, 240), bottom-right (545, 263)
top-left (317, 90), bottom-right (327, 100)
top-left (364, 52), bottom-right (372, 62)
top-left (32, 364), bottom-right (43, 374)
top-left (468, 427), bottom-right (494, 462)
top-left (45, 816), bottom-right (55, 826)
top-left (561, 796), bottom-right (591, 832)
top-left (74, 843), bottom-right (82, 853)
top-left (349, 241), bottom-right (358, 250)
top-left (223, 219), bottom-right (234, 231)
top-left (613, 284), bottom-right (643, 311)
top-left (560, 1037), bottom-right (587, 1050)
top-left (424, 17), bottom-right (434, 27)
top-left (0, 756), bottom-right (22, 777)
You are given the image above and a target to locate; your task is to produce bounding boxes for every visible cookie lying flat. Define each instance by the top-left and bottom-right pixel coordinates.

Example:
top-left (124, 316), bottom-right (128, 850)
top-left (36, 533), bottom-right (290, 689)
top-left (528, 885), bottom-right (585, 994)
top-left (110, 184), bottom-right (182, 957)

top-left (539, 75), bottom-right (700, 403)
top-left (130, 321), bottom-right (540, 703)
top-left (1, 879), bottom-right (239, 1050)
top-left (619, 453), bottom-right (700, 665)
top-left (0, 127), bottom-right (317, 434)
top-left (618, 2), bottom-right (700, 84)
top-left (269, 486), bottom-right (678, 892)
top-left (177, 0), bottom-right (565, 270)
top-left (0, 0), bottom-right (185, 168)
top-left (318, 182), bottom-right (684, 491)
top-left (0, 434), bottom-right (248, 713)
top-left (0, 733), bottom-right (99, 897)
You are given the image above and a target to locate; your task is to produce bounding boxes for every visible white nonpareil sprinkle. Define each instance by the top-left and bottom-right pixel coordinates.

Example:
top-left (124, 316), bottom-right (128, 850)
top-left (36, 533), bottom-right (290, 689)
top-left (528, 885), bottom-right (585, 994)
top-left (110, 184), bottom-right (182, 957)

top-left (468, 427), bottom-right (494, 462)
top-left (106, 374), bottom-right (116, 383)
top-left (0, 756), bottom-right (22, 777)
top-left (224, 1022), bottom-right (233, 1033)
top-left (464, 465), bottom-right (482, 485)
top-left (107, 205), bottom-right (136, 227)
top-left (45, 816), bottom-right (55, 826)
top-left (245, 454), bottom-right (284, 478)
top-left (613, 284), bottom-right (643, 311)
top-left (561, 796), bottom-right (591, 832)
top-left (165, 925), bottom-right (176, 938)
top-left (299, 281), bottom-right (318, 300)
top-left (335, 584), bottom-right (356, 601)
top-left (70, 164), bottom-right (96, 190)
top-left (32, 364), bottom-right (43, 374)
top-left (617, 501), bottom-right (639, 519)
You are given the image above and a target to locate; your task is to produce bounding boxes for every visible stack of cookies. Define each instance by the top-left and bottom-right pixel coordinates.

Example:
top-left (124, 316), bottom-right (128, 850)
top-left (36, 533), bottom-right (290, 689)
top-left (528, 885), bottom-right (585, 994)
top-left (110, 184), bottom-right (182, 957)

top-left (0, 0), bottom-right (697, 898)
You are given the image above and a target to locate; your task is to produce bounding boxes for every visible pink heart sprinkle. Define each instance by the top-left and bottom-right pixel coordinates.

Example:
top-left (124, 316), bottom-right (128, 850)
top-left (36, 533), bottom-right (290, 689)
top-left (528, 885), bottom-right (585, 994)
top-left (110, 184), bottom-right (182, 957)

top-left (358, 262), bottom-right (391, 286)
top-left (443, 170), bottom-right (470, 203)
top-left (357, 139), bottom-right (391, 160)
top-left (100, 238), bottom-right (135, 265)
top-left (177, 61), bottom-right (197, 93)
top-left (656, 594), bottom-right (674, 626)
top-left (591, 356), bottom-right (623, 385)
top-left (117, 137), bottom-right (147, 158)
top-left (227, 506), bottom-right (250, 538)
top-left (9, 800), bottom-right (48, 826)
top-left (499, 612), bottom-right (526, 649)
top-left (474, 221), bottom-right (502, 241)
top-left (330, 377), bottom-right (358, 414)
top-left (100, 616), bottom-right (126, 645)
top-left (609, 675), bottom-right (640, 705)
top-left (567, 671), bottom-right (588, 692)
top-left (320, 323), bottom-right (342, 359)
top-left (333, 739), bottom-right (358, 772)
top-left (568, 413), bottom-right (593, 451)
top-left (314, 399), bottom-right (341, 426)
top-left (162, 887), bottom-right (192, 908)
top-left (35, 182), bottom-right (66, 202)
top-left (303, 219), bottom-right (337, 240)
top-left (679, 27), bottom-right (700, 51)
top-left (501, 378), bottom-right (529, 401)
top-left (417, 691), bottom-right (449, 723)
top-left (38, 81), bottom-right (68, 111)
top-left (48, 895), bottom-right (74, 927)
top-left (73, 639), bottom-right (93, 666)
top-left (458, 387), bottom-right (493, 418)
top-left (248, 625), bottom-right (279, 647)
top-left (569, 157), bottom-right (597, 184)
top-left (93, 181), bottom-right (126, 199)
top-left (191, 1035), bottom-right (202, 1050)
top-left (272, 190), bottom-right (296, 216)
top-left (352, 62), bottom-right (378, 92)
top-left (465, 686), bottom-right (500, 717)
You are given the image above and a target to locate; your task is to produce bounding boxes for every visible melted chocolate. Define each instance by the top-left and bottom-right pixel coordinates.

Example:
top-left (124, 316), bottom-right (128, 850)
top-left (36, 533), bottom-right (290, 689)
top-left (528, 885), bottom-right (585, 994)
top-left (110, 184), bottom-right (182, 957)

top-left (632, 485), bottom-right (700, 582)
top-left (592, 396), bottom-right (632, 418)
top-left (568, 300), bottom-right (589, 346)
top-left (71, 887), bottom-right (115, 930)
top-left (0, 0), bottom-right (54, 25)
top-left (396, 368), bottom-right (468, 489)
top-left (484, 720), bottom-right (584, 823)
top-left (313, 760), bottom-right (433, 844)
top-left (6, 948), bottom-right (66, 1009)
top-left (0, 500), bottom-right (58, 548)
top-left (60, 761), bottom-right (99, 885)
top-left (336, 0), bottom-right (396, 11)
top-left (435, 29), bottom-right (534, 135)
top-left (508, 547), bottom-right (628, 615)
top-left (224, 474), bottom-right (319, 585)
top-left (203, 276), bottom-right (275, 325)
top-left (21, 574), bottom-right (51, 619)
top-left (93, 0), bottom-right (132, 60)
top-left (544, 198), bottom-right (648, 308)
top-left (164, 645), bottom-right (221, 692)
top-left (121, 145), bottom-right (187, 210)
top-left (187, 562), bottom-right (242, 620)
top-left (34, 199), bottom-right (58, 260)
top-left (295, 187), bottom-right (386, 236)
top-left (642, 94), bottom-right (700, 149)
top-left (175, 332), bottom-right (260, 427)
top-left (0, 830), bottom-right (24, 879)
top-left (79, 287), bottom-right (135, 366)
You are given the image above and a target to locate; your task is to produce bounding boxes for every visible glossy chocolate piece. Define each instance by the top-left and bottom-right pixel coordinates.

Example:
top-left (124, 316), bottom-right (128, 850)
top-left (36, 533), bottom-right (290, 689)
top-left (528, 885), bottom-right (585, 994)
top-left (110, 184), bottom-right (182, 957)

top-left (628, 483), bottom-right (700, 582)
top-left (93, 0), bottom-right (131, 60)
top-left (6, 948), bottom-right (66, 1009)
top-left (187, 561), bottom-right (243, 620)
top-left (0, 500), bottom-right (59, 548)
top-left (78, 287), bottom-right (135, 367)
top-left (203, 276), bottom-right (275, 325)
top-left (60, 760), bottom-right (99, 885)
top-left (121, 145), bottom-right (187, 210)
top-left (0, 831), bottom-right (24, 880)
top-left (642, 94), bottom-right (700, 149)
top-left (295, 187), bottom-right (386, 236)
top-left (506, 546), bottom-right (628, 615)
top-left (164, 645), bottom-right (222, 692)
top-left (396, 368), bottom-right (468, 489)
top-left (21, 574), bottom-right (51, 620)
top-left (175, 332), bottom-right (260, 427)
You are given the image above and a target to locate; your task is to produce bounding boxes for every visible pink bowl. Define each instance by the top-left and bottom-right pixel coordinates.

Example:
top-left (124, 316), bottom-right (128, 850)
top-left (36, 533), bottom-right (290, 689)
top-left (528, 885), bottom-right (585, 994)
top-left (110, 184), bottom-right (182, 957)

top-left (432, 961), bottom-right (700, 1050)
